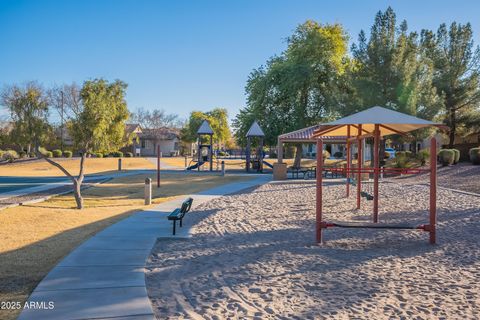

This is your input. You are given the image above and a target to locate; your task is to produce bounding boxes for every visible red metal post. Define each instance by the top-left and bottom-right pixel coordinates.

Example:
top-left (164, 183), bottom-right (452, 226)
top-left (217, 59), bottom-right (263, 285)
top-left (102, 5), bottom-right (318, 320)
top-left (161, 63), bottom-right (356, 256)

top-left (356, 125), bottom-right (362, 209)
top-left (316, 139), bottom-right (323, 243)
top-left (346, 125), bottom-right (350, 197)
top-left (429, 137), bottom-right (437, 244)
top-left (373, 124), bottom-right (380, 223)
top-left (157, 145), bottom-right (161, 188)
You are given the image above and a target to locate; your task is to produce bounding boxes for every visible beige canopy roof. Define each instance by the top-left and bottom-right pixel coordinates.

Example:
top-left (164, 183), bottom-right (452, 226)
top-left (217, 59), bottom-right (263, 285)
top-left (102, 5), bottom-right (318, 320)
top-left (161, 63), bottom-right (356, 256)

top-left (313, 106), bottom-right (446, 137)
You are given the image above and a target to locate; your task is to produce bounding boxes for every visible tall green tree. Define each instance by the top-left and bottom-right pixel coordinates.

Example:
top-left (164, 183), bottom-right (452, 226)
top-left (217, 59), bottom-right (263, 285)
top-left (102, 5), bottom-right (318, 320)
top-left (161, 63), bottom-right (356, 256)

top-left (181, 108), bottom-right (232, 147)
top-left (0, 82), bottom-right (52, 152)
top-left (349, 7), bottom-right (443, 154)
top-left (421, 22), bottom-right (480, 147)
top-left (349, 7), bottom-right (442, 118)
top-left (41, 79), bottom-right (130, 209)
top-left (233, 21), bottom-right (349, 166)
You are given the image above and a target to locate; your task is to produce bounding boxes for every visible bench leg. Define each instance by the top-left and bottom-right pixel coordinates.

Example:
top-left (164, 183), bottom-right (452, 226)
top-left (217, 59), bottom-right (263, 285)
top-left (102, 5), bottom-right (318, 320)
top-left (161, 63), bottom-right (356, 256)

top-left (180, 218), bottom-right (183, 227)
top-left (172, 220), bottom-right (176, 235)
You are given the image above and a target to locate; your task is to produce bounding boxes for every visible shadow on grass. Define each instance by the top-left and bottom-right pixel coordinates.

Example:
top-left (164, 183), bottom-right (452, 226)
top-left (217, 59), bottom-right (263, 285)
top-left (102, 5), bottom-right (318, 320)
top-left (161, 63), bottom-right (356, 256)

top-left (0, 209), bottom-right (140, 320)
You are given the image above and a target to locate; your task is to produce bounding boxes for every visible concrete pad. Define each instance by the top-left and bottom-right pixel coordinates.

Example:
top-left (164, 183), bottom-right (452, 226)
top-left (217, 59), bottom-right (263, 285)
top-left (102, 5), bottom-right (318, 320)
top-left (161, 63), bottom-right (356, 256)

top-left (18, 286), bottom-right (154, 320)
top-left (58, 249), bottom-right (150, 267)
top-left (36, 266), bottom-right (146, 291)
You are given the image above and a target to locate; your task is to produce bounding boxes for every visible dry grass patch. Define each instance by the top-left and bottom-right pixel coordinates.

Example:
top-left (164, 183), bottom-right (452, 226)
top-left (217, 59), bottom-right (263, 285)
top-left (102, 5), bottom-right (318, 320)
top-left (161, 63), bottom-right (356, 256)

top-left (0, 172), bottom-right (252, 320)
top-left (0, 157), bottom-right (155, 177)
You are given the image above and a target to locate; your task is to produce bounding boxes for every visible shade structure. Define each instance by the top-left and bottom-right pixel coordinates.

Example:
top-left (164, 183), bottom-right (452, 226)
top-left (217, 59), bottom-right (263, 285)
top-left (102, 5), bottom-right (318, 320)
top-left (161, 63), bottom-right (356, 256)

top-left (197, 120), bottom-right (214, 135)
top-left (312, 106), bottom-right (445, 137)
top-left (246, 120), bottom-right (265, 137)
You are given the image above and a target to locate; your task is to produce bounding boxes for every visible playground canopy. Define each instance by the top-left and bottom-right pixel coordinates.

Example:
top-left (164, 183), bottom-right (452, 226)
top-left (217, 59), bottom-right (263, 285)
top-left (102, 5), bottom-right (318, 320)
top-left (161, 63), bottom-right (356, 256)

top-left (312, 106), bottom-right (446, 137)
top-left (197, 120), bottom-right (214, 135)
top-left (246, 121), bottom-right (265, 137)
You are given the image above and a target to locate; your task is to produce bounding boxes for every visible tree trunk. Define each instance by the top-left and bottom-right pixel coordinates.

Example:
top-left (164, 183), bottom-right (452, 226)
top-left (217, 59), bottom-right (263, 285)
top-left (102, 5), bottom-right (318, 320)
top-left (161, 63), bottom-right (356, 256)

top-left (293, 144), bottom-right (303, 168)
top-left (73, 179), bottom-right (83, 209)
top-left (448, 108), bottom-right (456, 148)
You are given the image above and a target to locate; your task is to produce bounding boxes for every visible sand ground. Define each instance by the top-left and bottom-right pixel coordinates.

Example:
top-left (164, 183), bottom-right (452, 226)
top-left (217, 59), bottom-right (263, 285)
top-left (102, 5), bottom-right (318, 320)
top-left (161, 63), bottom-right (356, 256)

top-left (146, 180), bottom-right (480, 319)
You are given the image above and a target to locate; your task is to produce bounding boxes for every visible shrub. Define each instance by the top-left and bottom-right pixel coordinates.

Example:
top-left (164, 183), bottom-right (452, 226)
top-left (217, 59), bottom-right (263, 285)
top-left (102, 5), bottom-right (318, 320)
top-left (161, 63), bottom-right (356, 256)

top-left (52, 149), bottom-right (63, 158)
top-left (469, 147), bottom-right (480, 165)
top-left (384, 152), bottom-right (391, 159)
top-left (394, 155), bottom-right (409, 168)
top-left (111, 151), bottom-right (123, 158)
top-left (417, 149), bottom-right (430, 166)
top-left (63, 150), bottom-right (73, 158)
top-left (405, 150), bottom-right (413, 158)
top-left (44, 151), bottom-right (53, 158)
top-left (395, 151), bottom-right (406, 158)
top-left (103, 152), bottom-right (110, 158)
top-left (3, 149), bottom-right (19, 162)
top-left (125, 152), bottom-right (133, 158)
top-left (452, 149), bottom-right (460, 164)
top-left (28, 151), bottom-right (37, 158)
top-left (438, 149), bottom-right (455, 166)
top-left (218, 151), bottom-right (229, 157)
top-left (333, 151), bottom-right (343, 159)
top-left (94, 152), bottom-right (103, 158)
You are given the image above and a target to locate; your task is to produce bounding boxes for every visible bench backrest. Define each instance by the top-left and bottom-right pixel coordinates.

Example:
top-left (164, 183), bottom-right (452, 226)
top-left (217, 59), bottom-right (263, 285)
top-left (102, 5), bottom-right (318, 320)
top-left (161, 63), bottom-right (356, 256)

top-left (180, 197), bottom-right (193, 214)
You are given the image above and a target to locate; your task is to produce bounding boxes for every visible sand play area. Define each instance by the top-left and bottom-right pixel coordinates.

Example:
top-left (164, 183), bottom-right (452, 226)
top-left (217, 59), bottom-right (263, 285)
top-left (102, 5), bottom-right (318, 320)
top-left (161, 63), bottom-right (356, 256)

top-left (146, 180), bottom-right (480, 319)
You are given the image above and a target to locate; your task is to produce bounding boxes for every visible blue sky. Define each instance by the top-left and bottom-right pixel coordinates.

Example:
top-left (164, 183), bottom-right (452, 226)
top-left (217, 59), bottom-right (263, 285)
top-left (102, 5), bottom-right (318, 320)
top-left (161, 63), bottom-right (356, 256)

top-left (1, 0), bottom-right (479, 121)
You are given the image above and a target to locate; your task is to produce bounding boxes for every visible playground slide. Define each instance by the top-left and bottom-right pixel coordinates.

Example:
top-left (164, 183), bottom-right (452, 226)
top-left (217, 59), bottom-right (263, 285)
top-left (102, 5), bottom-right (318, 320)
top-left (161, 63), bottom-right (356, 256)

top-left (186, 161), bottom-right (205, 170)
top-left (262, 160), bottom-right (273, 169)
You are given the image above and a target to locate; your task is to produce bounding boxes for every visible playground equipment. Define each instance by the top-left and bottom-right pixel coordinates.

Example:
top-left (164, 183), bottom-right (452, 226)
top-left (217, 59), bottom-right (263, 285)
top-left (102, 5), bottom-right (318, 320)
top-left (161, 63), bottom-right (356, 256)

top-left (246, 121), bottom-right (266, 172)
top-left (312, 106), bottom-right (446, 245)
top-left (191, 120), bottom-right (214, 171)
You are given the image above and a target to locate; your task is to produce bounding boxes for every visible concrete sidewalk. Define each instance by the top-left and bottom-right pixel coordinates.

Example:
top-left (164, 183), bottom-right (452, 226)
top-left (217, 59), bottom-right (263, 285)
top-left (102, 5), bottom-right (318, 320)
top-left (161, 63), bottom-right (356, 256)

top-left (18, 175), bottom-right (270, 320)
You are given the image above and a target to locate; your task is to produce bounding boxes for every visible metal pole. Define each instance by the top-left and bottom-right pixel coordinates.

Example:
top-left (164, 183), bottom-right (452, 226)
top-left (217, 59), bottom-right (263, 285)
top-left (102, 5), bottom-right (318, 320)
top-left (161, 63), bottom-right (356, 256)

top-left (209, 134), bottom-right (213, 171)
top-left (373, 124), bottom-right (380, 223)
top-left (316, 139), bottom-right (323, 243)
top-left (118, 158), bottom-right (122, 171)
top-left (429, 137), bottom-right (437, 244)
top-left (60, 90), bottom-right (64, 152)
top-left (346, 125), bottom-right (350, 197)
top-left (157, 145), bottom-right (160, 188)
top-left (144, 178), bottom-right (152, 205)
top-left (221, 161), bottom-right (225, 176)
top-left (246, 137), bottom-right (251, 172)
top-left (357, 125), bottom-right (362, 210)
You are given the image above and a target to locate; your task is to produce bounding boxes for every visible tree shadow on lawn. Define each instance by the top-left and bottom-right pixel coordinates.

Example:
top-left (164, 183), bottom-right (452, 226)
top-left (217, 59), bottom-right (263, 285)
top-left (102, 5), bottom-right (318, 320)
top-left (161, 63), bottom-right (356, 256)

top-left (0, 209), bottom-right (140, 320)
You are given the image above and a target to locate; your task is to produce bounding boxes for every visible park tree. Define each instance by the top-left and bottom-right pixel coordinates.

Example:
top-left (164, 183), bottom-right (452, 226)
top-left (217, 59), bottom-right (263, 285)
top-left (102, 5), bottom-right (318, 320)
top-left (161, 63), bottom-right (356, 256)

top-left (130, 107), bottom-right (180, 129)
top-left (41, 79), bottom-right (130, 209)
top-left (233, 21), bottom-right (349, 167)
top-left (0, 82), bottom-right (52, 153)
top-left (421, 22), bottom-right (480, 147)
top-left (181, 108), bottom-right (232, 147)
top-left (349, 7), bottom-right (443, 153)
top-left (47, 83), bottom-right (82, 150)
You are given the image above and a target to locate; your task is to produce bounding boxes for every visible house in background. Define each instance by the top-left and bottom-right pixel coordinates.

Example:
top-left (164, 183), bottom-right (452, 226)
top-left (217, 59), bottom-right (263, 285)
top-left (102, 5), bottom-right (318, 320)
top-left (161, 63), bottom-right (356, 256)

top-left (124, 124), bottom-right (183, 157)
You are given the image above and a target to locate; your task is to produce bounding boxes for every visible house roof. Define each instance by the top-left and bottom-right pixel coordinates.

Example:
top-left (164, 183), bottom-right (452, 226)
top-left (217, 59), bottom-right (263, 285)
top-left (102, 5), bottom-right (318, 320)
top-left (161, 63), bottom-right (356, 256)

top-left (313, 106), bottom-right (446, 137)
top-left (279, 124), bottom-right (345, 142)
top-left (139, 128), bottom-right (179, 140)
top-left (125, 123), bottom-right (142, 135)
top-left (197, 120), bottom-right (214, 135)
top-left (246, 121), bottom-right (265, 137)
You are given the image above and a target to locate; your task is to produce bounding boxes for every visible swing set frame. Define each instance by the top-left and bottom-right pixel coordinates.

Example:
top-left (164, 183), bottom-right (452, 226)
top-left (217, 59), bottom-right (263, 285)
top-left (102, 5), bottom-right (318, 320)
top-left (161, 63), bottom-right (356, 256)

top-left (314, 123), bottom-right (438, 245)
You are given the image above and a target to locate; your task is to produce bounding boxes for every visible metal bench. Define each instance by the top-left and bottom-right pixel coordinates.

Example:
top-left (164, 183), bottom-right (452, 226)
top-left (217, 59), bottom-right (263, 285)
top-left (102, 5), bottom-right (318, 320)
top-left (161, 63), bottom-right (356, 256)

top-left (167, 197), bottom-right (193, 235)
